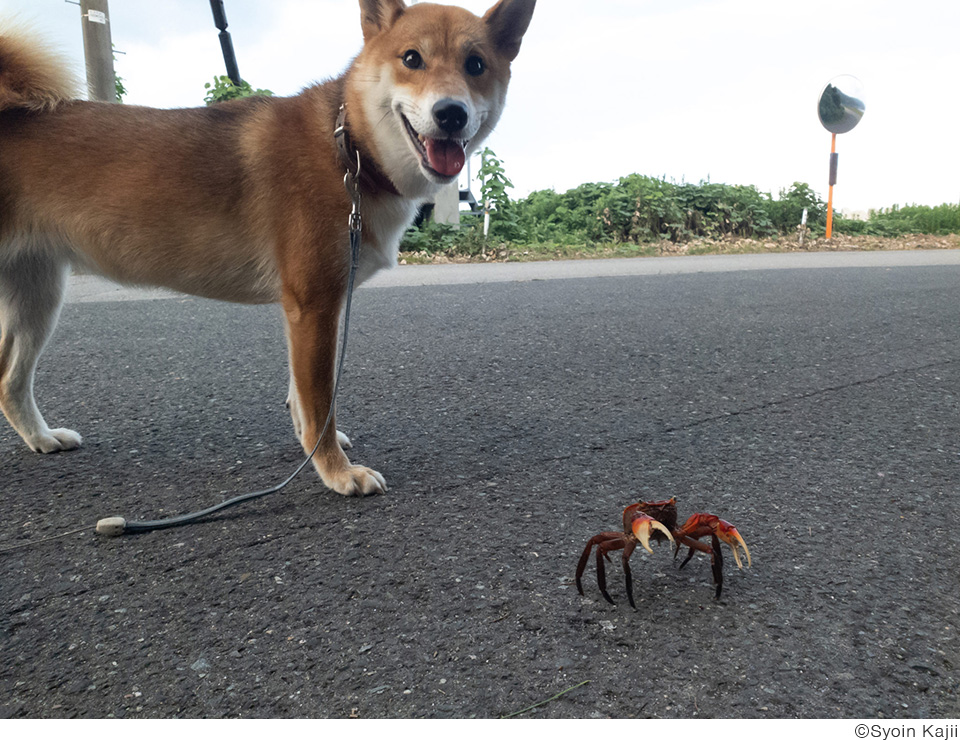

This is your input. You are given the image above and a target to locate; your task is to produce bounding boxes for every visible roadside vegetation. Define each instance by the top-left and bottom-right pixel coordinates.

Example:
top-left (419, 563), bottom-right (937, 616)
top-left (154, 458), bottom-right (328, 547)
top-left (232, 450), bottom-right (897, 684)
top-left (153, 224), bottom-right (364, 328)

top-left (193, 76), bottom-right (958, 264)
top-left (203, 75), bottom-right (273, 105)
top-left (401, 152), bottom-right (960, 263)
top-left (194, 80), bottom-right (959, 263)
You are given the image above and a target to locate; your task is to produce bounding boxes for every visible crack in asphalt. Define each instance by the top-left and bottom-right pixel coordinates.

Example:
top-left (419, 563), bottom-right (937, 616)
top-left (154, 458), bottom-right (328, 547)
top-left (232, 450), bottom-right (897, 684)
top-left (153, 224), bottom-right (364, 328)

top-left (665, 355), bottom-right (960, 435)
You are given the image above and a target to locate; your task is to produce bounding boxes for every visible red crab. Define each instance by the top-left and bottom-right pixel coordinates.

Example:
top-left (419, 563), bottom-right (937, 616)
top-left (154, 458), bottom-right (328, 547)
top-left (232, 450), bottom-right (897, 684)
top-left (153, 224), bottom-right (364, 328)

top-left (575, 498), bottom-right (751, 607)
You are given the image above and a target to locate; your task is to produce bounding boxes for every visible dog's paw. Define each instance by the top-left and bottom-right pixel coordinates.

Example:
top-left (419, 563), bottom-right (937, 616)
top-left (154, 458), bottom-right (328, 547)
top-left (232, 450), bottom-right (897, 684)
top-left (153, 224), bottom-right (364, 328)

top-left (323, 464), bottom-right (387, 497)
top-left (337, 430), bottom-right (353, 450)
top-left (29, 428), bottom-right (82, 453)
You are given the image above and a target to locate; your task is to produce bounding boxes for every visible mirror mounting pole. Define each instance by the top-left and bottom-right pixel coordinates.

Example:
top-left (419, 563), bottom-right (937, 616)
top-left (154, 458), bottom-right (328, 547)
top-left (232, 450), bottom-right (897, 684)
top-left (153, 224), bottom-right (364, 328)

top-left (826, 132), bottom-right (838, 240)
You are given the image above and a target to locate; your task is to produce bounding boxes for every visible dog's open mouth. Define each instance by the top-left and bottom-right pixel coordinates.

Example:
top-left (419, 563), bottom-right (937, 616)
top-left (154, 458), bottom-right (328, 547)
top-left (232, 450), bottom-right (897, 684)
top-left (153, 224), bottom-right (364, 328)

top-left (401, 115), bottom-right (466, 179)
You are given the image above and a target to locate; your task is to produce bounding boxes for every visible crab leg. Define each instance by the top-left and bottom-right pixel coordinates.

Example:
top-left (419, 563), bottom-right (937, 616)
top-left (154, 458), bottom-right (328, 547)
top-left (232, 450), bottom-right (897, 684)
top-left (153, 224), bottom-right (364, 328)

top-left (621, 515), bottom-right (675, 608)
top-left (677, 514), bottom-right (751, 568)
top-left (676, 537), bottom-right (708, 568)
top-left (621, 539), bottom-right (637, 608)
top-left (576, 532), bottom-right (624, 602)
top-left (710, 534), bottom-right (724, 598)
top-left (675, 513), bottom-right (751, 599)
top-left (595, 537), bottom-right (627, 604)
top-left (576, 535), bottom-right (599, 596)
top-left (673, 533), bottom-right (723, 597)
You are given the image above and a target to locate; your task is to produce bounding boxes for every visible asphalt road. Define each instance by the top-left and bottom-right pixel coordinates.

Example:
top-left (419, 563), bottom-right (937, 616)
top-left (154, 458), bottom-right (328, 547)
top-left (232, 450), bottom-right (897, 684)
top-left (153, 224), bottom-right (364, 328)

top-left (2, 252), bottom-right (959, 718)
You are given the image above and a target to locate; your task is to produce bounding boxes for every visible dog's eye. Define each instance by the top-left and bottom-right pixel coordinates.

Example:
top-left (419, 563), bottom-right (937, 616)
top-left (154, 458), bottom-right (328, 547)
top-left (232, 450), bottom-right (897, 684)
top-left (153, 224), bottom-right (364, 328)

top-left (465, 55), bottom-right (485, 77)
top-left (402, 50), bottom-right (424, 70)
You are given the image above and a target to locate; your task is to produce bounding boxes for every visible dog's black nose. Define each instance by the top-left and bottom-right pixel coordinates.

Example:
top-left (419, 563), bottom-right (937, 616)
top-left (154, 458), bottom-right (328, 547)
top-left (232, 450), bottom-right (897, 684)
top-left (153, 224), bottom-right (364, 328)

top-left (432, 99), bottom-right (469, 134)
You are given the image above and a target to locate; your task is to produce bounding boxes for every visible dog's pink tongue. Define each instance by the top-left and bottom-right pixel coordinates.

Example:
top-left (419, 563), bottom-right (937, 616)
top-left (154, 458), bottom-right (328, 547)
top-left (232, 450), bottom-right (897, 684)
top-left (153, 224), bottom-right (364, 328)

top-left (424, 138), bottom-right (465, 177)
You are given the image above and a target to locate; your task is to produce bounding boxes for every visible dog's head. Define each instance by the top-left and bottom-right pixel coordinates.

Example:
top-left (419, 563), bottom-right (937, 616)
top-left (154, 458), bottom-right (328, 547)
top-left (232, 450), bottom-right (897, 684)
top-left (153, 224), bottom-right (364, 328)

top-left (346, 0), bottom-right (535, 198)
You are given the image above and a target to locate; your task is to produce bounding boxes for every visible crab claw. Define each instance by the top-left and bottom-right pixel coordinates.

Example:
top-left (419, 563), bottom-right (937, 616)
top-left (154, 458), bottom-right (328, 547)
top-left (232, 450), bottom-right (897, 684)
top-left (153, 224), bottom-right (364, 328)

top-left (716, 519), bottom-right (751, 569)
top-left (631, 514), bottom-right (675, 554)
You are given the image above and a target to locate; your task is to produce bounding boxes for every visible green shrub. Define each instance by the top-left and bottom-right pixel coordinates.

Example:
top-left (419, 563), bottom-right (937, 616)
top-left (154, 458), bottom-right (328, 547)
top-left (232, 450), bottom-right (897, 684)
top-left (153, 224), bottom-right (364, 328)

top-left (768, 182), bottom-right (826, 232)
top-left (399, 220), bottom-right (462, 253)
top-left (864, 203), bottom-right (960, 235)
top-left (399, 152), bottom-right (957, 255)
top-left (518, 182), bottom-right (612, 244)
top-left (203, 76), bottom-right (273, 105)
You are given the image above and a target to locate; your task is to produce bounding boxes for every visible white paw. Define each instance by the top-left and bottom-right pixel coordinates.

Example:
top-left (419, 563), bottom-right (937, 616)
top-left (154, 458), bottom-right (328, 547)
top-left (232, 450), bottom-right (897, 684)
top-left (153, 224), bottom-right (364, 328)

top-left (322, 464), bottom-right (387, 497)
top-left (337, 430), bottom-right (353, 450)
top-left (29, 428), bottom-right (82, 453)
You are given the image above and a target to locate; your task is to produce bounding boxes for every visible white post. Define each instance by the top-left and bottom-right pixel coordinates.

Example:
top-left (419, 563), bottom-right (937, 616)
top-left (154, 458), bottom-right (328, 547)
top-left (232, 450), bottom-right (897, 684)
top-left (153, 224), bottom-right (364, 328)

top-left (433, 181), bottom-right (460, 229)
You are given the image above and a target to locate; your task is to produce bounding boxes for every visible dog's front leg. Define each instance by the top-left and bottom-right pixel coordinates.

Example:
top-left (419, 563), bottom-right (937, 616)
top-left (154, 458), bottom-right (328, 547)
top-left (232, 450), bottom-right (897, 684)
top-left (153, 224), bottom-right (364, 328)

top-left (283, 291), bottom-right (385, 496)
top-left (286, 369), bottom-right (352, 450)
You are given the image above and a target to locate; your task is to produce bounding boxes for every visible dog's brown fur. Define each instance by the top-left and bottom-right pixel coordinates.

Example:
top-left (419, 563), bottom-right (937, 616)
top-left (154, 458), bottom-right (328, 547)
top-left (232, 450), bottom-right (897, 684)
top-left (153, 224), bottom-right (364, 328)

top-left (0, 0), bottom-right (535, 495)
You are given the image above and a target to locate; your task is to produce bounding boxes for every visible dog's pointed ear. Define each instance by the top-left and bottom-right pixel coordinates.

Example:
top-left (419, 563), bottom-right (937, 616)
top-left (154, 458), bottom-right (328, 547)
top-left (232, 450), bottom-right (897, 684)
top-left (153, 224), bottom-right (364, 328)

top-left (359, 0), bottom-right (407, 42)
top-left (483, 0), bottom-right (536, 61)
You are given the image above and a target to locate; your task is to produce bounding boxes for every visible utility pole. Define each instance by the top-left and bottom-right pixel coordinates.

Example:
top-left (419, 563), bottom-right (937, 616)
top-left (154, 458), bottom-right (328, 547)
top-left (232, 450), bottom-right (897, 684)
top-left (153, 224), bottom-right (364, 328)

top-left (209, 1), bottom-right (242, 85)
top-left (79, 0), bottom-right (116, 102)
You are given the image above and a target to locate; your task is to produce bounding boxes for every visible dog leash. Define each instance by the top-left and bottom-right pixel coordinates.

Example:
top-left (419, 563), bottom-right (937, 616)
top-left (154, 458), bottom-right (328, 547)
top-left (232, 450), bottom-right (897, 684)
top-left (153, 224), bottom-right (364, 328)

top-left (94, 121), bottom-right (367, 537)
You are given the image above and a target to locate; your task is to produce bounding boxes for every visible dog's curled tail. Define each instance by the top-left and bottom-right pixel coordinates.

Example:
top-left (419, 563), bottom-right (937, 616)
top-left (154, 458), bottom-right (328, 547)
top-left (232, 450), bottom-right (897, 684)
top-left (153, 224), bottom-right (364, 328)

top-left (0, 22), bottom-right (79, 113)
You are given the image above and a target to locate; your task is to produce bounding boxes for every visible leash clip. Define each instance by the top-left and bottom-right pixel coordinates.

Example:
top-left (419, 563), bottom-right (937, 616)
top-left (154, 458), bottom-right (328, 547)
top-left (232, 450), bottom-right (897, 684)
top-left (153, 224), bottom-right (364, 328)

top-left (336, 104), bottom-right (363, 233)
top-left (344, 150), bottom-right (362, 234)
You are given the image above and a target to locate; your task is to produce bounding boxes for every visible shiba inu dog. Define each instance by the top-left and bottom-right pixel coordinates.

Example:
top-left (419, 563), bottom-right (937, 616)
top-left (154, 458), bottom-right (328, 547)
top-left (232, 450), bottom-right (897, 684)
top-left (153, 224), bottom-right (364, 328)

top-left (0, 0), bottom-right (535, 495)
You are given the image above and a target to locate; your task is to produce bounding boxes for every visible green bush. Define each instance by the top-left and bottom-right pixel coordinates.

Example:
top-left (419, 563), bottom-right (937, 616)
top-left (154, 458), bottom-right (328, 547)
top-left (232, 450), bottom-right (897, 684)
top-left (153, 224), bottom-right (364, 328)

top-left (399, 150), bottom-right (957, 255)
top-left (517, 182), bottom-right (613, 244)
top-left (518, 176), bottom-right (784, 245)
top-left (830, 203), bottom-right (960, 237)
top-left (768, 182), bottom-right (826, 233)
top-left (203, 76), bottom-right (273, 105)
top-left (864, 203), bottom-right (960, 236)
top-left (833, 214), bottom-right (867, 234)
top-left (399, 219), bottom-right (462, 253)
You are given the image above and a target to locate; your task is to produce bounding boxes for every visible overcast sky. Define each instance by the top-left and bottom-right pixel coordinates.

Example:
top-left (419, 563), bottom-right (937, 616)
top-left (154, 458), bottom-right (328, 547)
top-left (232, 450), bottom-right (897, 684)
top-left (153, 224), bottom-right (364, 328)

top-left (4, 0), bottom-right (958, 213)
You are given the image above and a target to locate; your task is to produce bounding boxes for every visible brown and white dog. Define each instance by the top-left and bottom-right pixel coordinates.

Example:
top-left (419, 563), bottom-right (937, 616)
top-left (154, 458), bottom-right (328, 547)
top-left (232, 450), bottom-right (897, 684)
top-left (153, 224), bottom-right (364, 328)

top-left (0, 0), bottom-right (535, 495)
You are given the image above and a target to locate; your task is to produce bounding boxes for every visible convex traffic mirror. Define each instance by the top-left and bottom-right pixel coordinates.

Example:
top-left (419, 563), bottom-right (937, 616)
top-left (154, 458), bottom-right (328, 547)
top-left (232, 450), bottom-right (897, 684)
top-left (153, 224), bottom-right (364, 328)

top-left (817, 75), bottom-right (865, 238)
top-left (818, 75), bottom-right (865, 135)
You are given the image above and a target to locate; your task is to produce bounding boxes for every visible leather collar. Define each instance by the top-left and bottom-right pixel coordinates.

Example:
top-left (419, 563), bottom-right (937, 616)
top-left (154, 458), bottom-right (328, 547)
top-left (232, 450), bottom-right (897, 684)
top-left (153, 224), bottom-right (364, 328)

top-left (335, 104), bottom-right (400, 197)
